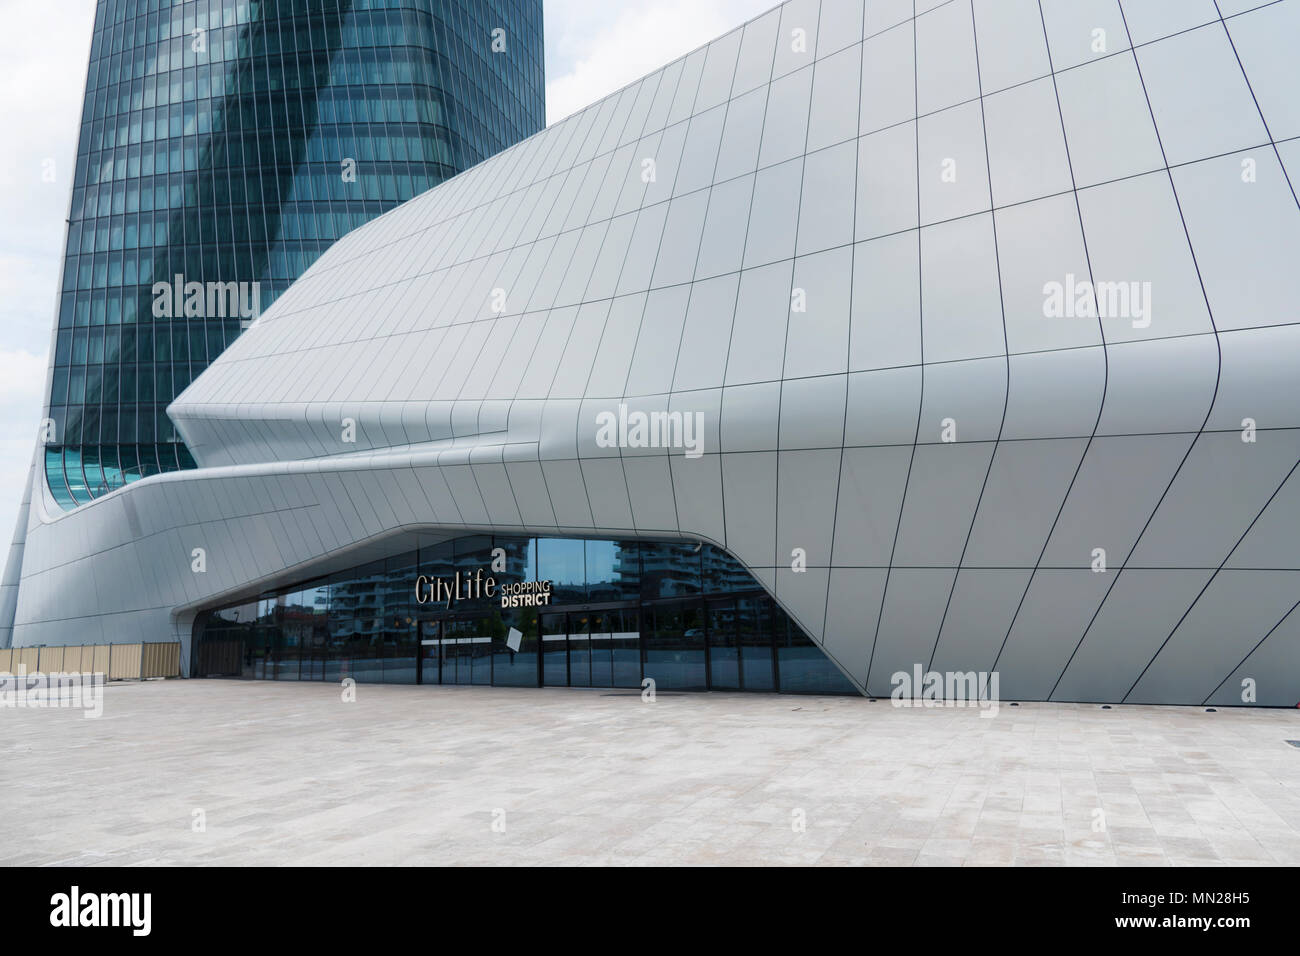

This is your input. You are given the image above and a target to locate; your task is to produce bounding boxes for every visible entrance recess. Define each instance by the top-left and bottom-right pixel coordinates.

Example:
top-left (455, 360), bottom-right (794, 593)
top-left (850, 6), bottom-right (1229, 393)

top-left (196, 535), bottom-right (857, 695)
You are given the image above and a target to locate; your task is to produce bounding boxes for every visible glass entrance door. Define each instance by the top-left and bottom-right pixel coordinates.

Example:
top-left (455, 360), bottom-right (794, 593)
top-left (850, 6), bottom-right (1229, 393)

top-left (442, 618), bottom-right (479, 685)
top-left (609, 608), bottom-right (641, 688)
top-left (644, 601), bottom-right (707, 690)
top-left (539, 609), bottom-right (640, 688)
top-left (541, 611), bottom-right (568, 686)
top-left (493, 607), bottom-right (541, 687)
top-left (707, 598), bottom-right (740, 690)
top-left (418, 619), bottom-right (440, 685)
top-left (302, 642), bottom-right (326, 681)
top-left (587, 611), bottom-right (613, 687)
top-left (568, 612), bottom-right (591, 687)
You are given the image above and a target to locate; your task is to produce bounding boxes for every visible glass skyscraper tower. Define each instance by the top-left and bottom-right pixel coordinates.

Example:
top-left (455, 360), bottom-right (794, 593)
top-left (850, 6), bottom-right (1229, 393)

top-left (42, 0), bottom-right (544, 509)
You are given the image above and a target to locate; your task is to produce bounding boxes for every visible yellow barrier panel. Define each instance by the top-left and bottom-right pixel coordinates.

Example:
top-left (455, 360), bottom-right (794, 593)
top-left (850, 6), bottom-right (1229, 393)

top-left (107, 643), bottom-right (142, 681)
top-left (39, 646), bottom-right (65, 672)
top-left (2, 642), bottom-right (180, 679)
top-left (141, 642), bottom-right (180, 678)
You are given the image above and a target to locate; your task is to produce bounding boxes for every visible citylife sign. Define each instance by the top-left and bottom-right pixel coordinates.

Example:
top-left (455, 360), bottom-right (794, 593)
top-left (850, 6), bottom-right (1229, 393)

top-left (414, 569), bottom-right (554, 609)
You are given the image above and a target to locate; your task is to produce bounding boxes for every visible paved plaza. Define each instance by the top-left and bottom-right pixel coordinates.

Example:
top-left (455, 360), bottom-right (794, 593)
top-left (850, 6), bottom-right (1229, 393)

top-left (3, 680), bottom-right (1299, 866)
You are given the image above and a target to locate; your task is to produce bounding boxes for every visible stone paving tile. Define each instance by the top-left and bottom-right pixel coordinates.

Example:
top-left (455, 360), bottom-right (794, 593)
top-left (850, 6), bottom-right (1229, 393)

top-left (1, 680), bottom-right (1298, 865)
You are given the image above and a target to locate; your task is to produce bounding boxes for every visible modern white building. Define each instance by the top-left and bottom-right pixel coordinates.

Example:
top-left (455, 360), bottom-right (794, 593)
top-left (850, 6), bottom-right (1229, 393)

top-left (6, 0), bottom-right (1300, 705)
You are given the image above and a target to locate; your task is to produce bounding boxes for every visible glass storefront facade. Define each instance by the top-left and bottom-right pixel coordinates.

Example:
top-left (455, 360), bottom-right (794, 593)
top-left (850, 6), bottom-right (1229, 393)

top-left (194, 535), bottom-right (858, 695)
top-left (44, 0), bottom-right (545, 509)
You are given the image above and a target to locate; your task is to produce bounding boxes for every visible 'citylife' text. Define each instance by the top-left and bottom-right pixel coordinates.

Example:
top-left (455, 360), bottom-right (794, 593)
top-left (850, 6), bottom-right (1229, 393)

top-left (414, 569), bottom-right (554, 609)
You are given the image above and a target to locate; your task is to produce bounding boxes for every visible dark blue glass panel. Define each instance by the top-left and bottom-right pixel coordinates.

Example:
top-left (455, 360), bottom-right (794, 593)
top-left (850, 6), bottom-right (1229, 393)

top-left (537, 537), bottom-right (586, 605)
top-left (707, 599), bottom-right (741, 691)
top-left (738, 596), bottom-right (775, 692)
top-left (775, 610), bottom-right (859, 695)
top-left (643, 601), bottom-right (708, 691)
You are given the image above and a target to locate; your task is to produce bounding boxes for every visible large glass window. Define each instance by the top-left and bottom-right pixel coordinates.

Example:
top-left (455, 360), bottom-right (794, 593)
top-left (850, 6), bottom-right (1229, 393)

top-left (738, 596), bottom-right (775, 692)
top-left (640, 542), bottom-right (702, 601)
top-left (196, 534), bottom-right (857, 697)
top-left (775, 614), bottom-right (858, 695)
top-left (538, 537), bottom-right (585, 605)
top-left (586, 540), bottom-right (638, 602)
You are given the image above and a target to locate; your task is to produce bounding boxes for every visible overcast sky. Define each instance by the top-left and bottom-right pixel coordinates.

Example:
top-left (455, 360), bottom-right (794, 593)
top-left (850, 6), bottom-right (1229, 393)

top-left (0, 0), bottom-right (776, 542)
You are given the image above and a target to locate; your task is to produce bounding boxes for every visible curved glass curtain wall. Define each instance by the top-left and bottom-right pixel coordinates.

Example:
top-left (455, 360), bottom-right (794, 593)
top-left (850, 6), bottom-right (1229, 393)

top-left (194, 535), bottom-right (859, 695)
top-left (44, 0), bottom-right (545, 510)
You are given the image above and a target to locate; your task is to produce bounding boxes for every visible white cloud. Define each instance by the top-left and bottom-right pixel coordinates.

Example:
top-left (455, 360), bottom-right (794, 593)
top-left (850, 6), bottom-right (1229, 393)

top-left (0, 0), bottom-right (96, 359)
top-left (0, 2), bottom-right (92, 550)
top-left (544, 0), bottom-right (779, 124)
top-left (0, 348), bottom-right (46, 403)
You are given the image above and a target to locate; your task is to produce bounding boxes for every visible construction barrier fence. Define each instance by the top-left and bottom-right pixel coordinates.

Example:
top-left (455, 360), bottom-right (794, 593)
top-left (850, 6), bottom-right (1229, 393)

top-left (0, 643), bottom-right (180, 680)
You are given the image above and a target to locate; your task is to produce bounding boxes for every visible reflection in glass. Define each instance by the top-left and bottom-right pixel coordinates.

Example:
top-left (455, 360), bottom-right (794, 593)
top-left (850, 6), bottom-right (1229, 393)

top-left (196, 534), bottom-right (855, 696)
top-left (588, 611), bottom-right (614, 687)
top-left (586, 540), bottom-right (639, 602)
top-left (538, 538), bottom-right (586, 604)
top-left (569, 612), bottom-right (592, 688)
top-left (644, 602), bottom-right (707, 690)
top-left (775, 610), bottom-right (857, 695)
top-left (640, 542), bottom-right (701, 600)
top-left (707, 599), bottom-right (740, 690)
top-left (738, 596), bottom-right (775, 691)
top-left (418, 620), bottom-right (441, 686)
top-left (541, 611), bottom-right (567, 687)
top-left (493, 605), bottom-right (540, 688)
top-left (609, 608), bottom-right (641, 688)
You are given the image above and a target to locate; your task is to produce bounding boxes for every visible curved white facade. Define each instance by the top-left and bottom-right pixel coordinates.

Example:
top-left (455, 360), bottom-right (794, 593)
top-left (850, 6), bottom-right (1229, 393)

top-left (8, 0), bottom-right (1300, 705)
